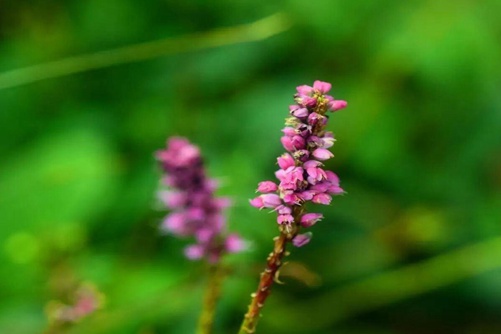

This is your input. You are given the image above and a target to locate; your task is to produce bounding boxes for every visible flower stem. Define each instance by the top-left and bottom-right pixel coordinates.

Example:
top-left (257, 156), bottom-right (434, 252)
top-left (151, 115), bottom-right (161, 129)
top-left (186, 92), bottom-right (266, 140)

top-left (238, 232), bottom-right (289, 334)
top-left (197, 264), bottom-right (225, 334)
top-left (0, 12), bottom-right (291, 90)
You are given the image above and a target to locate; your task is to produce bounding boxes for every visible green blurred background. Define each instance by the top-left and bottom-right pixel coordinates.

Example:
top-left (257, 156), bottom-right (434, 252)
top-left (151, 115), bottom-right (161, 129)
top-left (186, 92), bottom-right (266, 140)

top-left (1, 0), bottom-right (501, 333)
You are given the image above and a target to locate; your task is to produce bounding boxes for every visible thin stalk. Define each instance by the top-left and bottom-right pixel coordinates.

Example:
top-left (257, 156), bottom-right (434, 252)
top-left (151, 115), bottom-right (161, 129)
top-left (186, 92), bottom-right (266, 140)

top-left (197, 264), bottom-right (226, 334)
top-left (0, 12), bottom-right (291, 90)
top-left (238, 233), bottom-right (289, 334)
top-left (238, 206), bottom-right (303, 334)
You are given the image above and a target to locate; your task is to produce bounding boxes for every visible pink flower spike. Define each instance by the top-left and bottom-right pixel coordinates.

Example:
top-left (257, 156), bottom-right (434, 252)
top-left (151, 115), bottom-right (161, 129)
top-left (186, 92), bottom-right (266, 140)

top-left (296, 85), bottom-right (313, 95)
top-left (157, 136), bottom-right (245, 262)
top-left (300, 213), bottom-right (323, 228)
top-left (257, 181), bottom-right (278, 193)
top-left (313, 80), bottom-right (332, 93)
top-left (277, 153), bottom-right (295, 169)
top-left (329, 100), bottom-right (348, 111)
top-left (312, 193), bottom-right (332, 205)
top-left (292, 232), bottom-right (312, 247)
top-left (312, 148), bottom-right (334, 161)
top-left (225, 234), bottom-right (247, 253)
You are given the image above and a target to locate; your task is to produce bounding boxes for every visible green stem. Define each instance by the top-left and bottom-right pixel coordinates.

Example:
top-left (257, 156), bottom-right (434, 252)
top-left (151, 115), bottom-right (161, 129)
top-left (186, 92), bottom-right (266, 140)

top-left (197, 264), bottom-right (225, 334)
top-left (0, 12), bottom-right (291, 90)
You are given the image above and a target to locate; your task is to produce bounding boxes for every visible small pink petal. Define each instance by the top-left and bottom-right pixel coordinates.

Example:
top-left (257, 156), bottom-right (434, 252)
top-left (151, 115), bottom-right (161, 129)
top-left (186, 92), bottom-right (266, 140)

top-left (257, 181), bottom-right (278, 193)
top-left (325, 171), bottom-right (340, 185)
top-left (291, 107), bottom-right (309, 118)
top-left (298, 190), bottom-right (315, 201)
top-left (249, 197), bottom-right (264, 209)
top-left (328, 185), bottom-right (345, 195)
top-left (304, 160), bottom-right (323, 168)
top-left (329, 100), bottom-right (347, 111)
top-left (184, 244), bottom-right (205, 260)
top-left (195, 228), bottom-right (214, 243)
top-left (276, 205), bottom-right (292, 215)
top-left (282, 127), bottom-right (298, 136)
top-left (292, 232), bottom-right (312, 247)
top-left (312, 148), bottom-right (334, 161)
top-left (162, 212), bottom-right (189, 236)
top-left (158, 190), bottom-right (185, 209)
top-left (291, 135), bottom-right (306, 150)
top-left (296, 85), bottom-right (313, 95)
top-left (260, 194), bottom-right (282, 208)
top-left (310, 183), bottom-right (329, 192)
top-left (321, 138), bottom-right (335, 149)
top-left (277, 214), bottom-right (294, 224)
top-left (313, 80), bottom-right (332, 93)
top-left (275, 169), bottom-right (287, 182)
top-left (283, 193), bottom-right (301, 205)
top-left (277, 153), bottom-right (295, 169)
top-left (312, 193), bottom-right (332, 205)
top-left (301, 96), bottom-right (317, 107)
top-left (225, 234), bottom-right (247, 253)
top-left (280, 136), bottom-right (295, 151)
top-left (300, 213), bottom-right (323, 228)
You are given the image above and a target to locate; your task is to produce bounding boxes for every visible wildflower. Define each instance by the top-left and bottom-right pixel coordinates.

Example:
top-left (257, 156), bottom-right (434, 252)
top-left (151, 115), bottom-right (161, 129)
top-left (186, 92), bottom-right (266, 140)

top-left (250, 80), bottom-right (347, 244)
top-left (156, 137), bottom-right (244, 263)
top-left (240, 80), bottom-right (347, 334)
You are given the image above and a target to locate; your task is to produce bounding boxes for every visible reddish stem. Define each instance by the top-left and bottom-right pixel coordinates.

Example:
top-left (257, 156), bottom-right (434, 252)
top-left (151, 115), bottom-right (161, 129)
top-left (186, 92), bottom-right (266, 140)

top-left (238, 233), bottom-right (289, 334)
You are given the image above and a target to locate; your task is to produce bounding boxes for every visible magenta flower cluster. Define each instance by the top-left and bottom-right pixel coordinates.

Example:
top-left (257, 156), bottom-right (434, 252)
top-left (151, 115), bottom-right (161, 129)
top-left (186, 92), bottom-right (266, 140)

top-left (156, 137), bottom-right (244, 263)
top-left (250, 80), bottom-right (347, 247)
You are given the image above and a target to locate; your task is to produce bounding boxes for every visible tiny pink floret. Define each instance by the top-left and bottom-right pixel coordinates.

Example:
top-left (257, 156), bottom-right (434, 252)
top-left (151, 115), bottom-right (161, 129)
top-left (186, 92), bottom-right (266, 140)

top-left (329, 100), bottom-right (348, 111)
top-left (312, 148), bottom-right (334, 161)
top-left (296, 85), bottom-right (313, 95)
top-left (277, 153), bottom-right (295, 170)
top-left (313, 80), bottom-right (332, 94)
top-left (292, 232), bottom-right (312, 247)
top-left (225, 234), bottom-right (247, 253)
top-left (257, 181), bottom-right (278, 193)
top-left (300, 213), bottom-right (323, 228)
